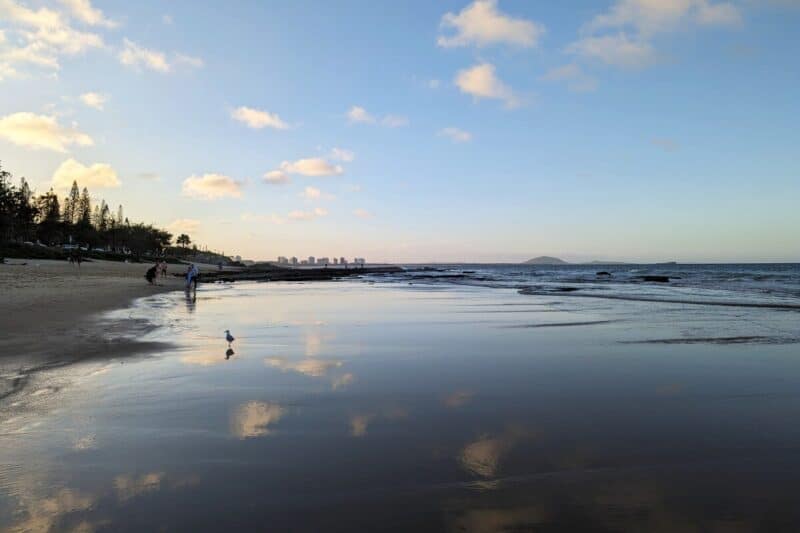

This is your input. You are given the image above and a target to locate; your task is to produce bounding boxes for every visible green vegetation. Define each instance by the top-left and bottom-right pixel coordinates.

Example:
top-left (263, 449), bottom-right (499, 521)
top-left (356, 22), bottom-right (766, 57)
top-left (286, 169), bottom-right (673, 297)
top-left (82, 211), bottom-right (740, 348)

top-left (0, 163), bottom-right (229, 263)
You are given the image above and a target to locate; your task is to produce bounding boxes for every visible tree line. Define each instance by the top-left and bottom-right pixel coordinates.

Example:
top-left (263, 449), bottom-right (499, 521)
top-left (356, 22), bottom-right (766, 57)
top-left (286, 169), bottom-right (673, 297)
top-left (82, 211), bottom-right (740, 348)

top-left (0, 163), bottom-right (172, 257)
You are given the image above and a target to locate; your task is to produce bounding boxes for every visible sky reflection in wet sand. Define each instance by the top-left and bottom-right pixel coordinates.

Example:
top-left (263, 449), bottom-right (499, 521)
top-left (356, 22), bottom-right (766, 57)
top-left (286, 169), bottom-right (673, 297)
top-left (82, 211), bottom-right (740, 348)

top-left (2, 281), bottom-right (800, 531)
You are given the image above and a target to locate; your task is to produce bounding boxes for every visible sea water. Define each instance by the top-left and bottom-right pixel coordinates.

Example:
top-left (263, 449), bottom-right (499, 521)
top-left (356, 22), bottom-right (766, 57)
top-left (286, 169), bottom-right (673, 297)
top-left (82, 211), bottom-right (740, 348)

top-left (1, 267), bottom-right (799, 531)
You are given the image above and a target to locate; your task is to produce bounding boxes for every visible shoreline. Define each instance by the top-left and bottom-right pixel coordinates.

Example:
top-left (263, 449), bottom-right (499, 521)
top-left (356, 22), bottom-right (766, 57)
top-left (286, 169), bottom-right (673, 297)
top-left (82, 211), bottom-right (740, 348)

top-left (0, 259), bottom-right (197, 371)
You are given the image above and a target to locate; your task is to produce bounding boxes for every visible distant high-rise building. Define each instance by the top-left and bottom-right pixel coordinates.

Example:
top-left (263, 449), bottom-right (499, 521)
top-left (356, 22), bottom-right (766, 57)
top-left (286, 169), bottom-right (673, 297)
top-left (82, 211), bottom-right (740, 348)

top-left (290, 256), bottom-right (298, 265)
top-left (301, 259), bottom-right (309, 265)
top-left (317, 257), bottom-right (329, 266)
top-left (308, 256), bottom-right (315, 265)
top-left (277, 256), bottom-right (289, 264)
top-left (333, 258), bottom-right (339, 265)
top-left (340, 257), bottom-right (347, 265)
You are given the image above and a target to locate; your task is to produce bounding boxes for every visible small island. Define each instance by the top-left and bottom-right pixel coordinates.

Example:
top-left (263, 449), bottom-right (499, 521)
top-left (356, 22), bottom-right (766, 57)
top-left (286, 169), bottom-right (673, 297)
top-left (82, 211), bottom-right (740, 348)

top-left (524, 256), bottom-right (568, 265)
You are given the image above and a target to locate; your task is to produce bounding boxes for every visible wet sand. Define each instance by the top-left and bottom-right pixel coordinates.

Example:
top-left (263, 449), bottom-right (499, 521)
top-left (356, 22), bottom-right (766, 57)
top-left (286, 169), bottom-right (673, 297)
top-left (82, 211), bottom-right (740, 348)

top-left (2, 281), bottom-right (800, 531)
top-left (0, 259), bottom-right (244, 404)
top-left (0, 260), bottom-right (188, 364)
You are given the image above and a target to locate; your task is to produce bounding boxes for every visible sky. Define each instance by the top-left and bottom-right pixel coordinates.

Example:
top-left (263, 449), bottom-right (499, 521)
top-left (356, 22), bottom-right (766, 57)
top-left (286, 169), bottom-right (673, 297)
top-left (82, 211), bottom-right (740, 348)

top-left (1, 0), bottom-right (798, 263)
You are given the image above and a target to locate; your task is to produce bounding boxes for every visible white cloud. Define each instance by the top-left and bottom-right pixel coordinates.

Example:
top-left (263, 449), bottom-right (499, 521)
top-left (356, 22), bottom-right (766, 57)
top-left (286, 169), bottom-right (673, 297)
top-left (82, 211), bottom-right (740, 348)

top-left (241, 212), bottom-right (286, 225)
top-left (79, 91), bottom-right (107, 110)
top-left (2, 41), bottom-right (60, 69)
top-left (230, 401), bottom-right (284, 439)
top-left (0, 0), bottom-right (104, 73)
top-left (161, 14), bottom-right (173, 25)
top-left (541, 63), bottom-right (598, 92)
top-left (566, 34), bottom-right (656, 68)
top-left (287, 207), bottom-right (328, 221)
top-left (231, 106), bottom-right (288, 130)
top-left (167, 218), bottom-right (201, 235)
top-left (182, 173), bottom-right (243, 200)
top-left (455, 62), bottom-right (518, 107)
top-left (346, 105), bottom-right (374, 123)
top-left (0, 112), bottom-right (92, 152)
top-left (438, 127), bottom-right (472, 143)
top-left (695, 1), bottom-right (742, 25)
top-left (58, 0), bottom-right (117, 28)
top-left (330, 147), bottom-right (355, 162)
top-left (300, 186), bottom-right (321, 199)
top-left (279, 157), bottom-right (343, 177)
top-left (381, 114), bottom-right (409, 127)
top-left (118, 38), bottom-right (169, 72)
top-left (263, 170), bottom-right (290, 185)
top-left (299, 186), bottom-right (336, 202)
top-left (353, 208), bottom-right (373, 219)
top-left (51, 158), bottom-right (120, 190)
top-left (437, 0), bottom-right (545, 48)
top-left (0, 62), bottom-right (19, 81)
top-left (570, 0), bottom-right (741, 70)
top-left (347, 105), bottom-right (407, 127)
top-left (117, 39), bottom-right (201, 73)
top-left (584, 0), bottom-right (741, 36)
top-left (428, 79), bottom-right (441, 89)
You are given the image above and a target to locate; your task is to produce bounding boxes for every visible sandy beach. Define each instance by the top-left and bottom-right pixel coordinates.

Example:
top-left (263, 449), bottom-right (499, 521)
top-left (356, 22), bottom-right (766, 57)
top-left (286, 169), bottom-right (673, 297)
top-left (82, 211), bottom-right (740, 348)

top-left (0, 259), bottom-right (205, 368)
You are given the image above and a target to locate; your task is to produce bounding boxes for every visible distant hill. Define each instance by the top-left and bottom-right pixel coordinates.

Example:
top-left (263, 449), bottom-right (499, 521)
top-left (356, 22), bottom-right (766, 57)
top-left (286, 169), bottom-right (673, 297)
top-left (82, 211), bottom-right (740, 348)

top-left (524, 256), bottom-right (568, 265)
top-left (585, 260), bottom-right (628, 265)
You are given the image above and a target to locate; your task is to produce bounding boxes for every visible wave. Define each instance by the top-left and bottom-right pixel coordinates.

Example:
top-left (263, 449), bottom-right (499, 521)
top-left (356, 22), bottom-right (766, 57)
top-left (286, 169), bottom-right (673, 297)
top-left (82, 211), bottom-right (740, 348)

top-left (517, 288), bottom-right (800, 310)
top-left (622, 336), bottom-right (798, 345)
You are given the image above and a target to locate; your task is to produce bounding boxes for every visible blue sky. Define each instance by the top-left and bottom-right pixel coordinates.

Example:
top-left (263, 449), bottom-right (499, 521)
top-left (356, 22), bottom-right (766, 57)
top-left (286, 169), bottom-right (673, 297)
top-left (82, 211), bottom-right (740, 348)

top-left (1, 0), bottom-right (798, 262)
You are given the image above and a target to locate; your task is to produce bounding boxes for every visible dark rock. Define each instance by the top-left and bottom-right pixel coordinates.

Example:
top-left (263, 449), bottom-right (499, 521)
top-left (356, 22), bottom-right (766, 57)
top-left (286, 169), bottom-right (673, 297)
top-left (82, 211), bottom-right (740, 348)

top-left (596, 271), bottom-right (612, 277)
top-left (642, 275), bottom-right (670, 282)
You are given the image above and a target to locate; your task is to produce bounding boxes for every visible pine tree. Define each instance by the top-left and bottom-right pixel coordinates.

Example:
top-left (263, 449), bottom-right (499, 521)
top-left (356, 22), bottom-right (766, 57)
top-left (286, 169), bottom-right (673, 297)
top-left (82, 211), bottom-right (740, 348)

top-left (99, 200), bottom-right (110, 231)
top-left (35, 189), bottom-right (61, 244)
top-left (63, 181), bottom-right (80, 224)
top-left (15, 177), bottom-right (36, 240)
top-left (78, 187), bottom-right (91, 225)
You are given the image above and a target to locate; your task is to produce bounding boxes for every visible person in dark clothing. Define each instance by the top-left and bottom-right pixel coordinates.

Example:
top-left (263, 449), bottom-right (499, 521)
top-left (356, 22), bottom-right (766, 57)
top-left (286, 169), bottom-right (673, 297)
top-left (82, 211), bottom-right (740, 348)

top-left (145, 264), bottom-right (158, 284)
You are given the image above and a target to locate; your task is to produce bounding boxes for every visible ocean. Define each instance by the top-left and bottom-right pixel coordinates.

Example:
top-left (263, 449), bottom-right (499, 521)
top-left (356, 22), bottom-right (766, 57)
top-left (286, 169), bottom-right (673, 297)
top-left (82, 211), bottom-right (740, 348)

top-left (2, 264), bottom-right (800, 531)
top-left (385, 263), bottom-right (800, 308)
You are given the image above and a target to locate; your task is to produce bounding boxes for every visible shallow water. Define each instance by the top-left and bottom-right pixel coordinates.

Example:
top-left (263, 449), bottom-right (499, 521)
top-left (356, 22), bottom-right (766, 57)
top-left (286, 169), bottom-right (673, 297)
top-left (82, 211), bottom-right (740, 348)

top-left (2, 280), bottom-right (800, 531)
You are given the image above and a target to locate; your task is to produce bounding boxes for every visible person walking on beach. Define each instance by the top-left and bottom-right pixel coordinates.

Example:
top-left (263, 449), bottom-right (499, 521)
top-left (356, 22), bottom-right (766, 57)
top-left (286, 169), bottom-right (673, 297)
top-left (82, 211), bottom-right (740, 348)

top-left (145, 263), bottom-right (158, 284)
top-left (186, 263), bottom-right (199, 289)
top-left (159, 260), bottom-right (168, 278)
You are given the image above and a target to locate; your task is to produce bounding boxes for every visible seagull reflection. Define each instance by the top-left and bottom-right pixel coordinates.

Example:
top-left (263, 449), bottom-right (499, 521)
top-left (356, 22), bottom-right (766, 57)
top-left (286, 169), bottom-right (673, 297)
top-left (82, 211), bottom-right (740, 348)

top-left (225, 348), bottom-right (235, 360)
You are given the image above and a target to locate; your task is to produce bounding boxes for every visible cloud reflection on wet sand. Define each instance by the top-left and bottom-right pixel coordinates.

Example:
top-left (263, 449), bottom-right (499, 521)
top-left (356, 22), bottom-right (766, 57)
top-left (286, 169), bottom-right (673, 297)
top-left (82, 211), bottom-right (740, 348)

top-left (459, 428), bottom-right (531, 481)
top-left (114, 472), bottom-right (164, 502)
top-left (349, 408), bottom-right (408, 437)
top-left (230, 401), bottom-right (285, 439)
top-left (265, 357), bottom-right (342, 377)
top-left (9, 487), bottom-right (95, 533)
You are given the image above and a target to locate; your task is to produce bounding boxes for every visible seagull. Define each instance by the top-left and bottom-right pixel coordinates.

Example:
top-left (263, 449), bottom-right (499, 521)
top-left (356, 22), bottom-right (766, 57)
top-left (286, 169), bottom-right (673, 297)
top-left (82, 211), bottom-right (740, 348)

top-left (225, 329), bottom-right (235, 346)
